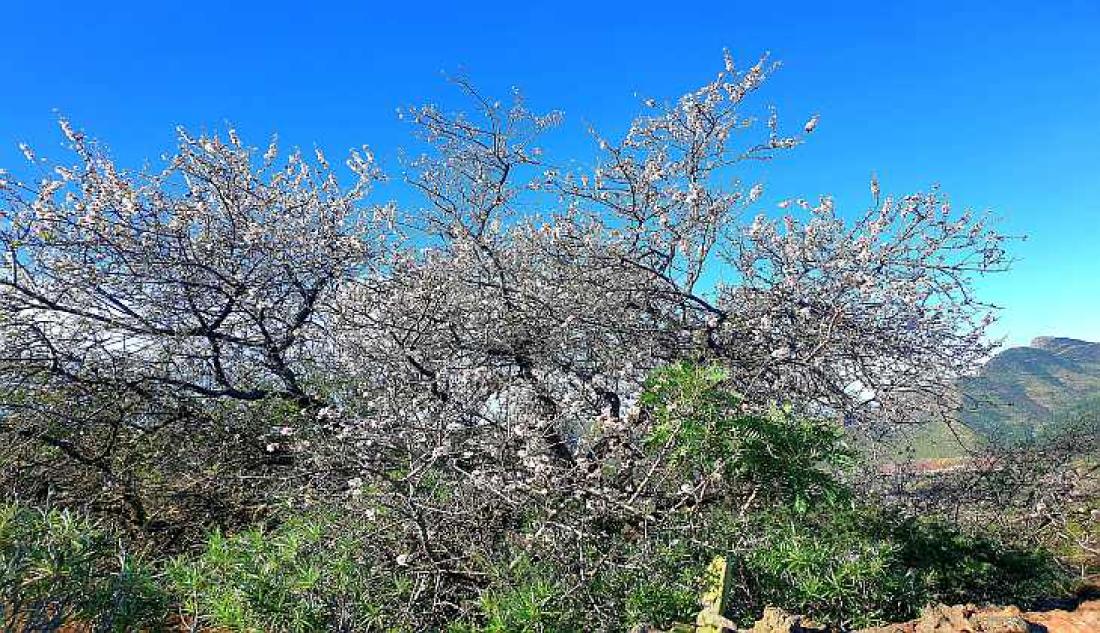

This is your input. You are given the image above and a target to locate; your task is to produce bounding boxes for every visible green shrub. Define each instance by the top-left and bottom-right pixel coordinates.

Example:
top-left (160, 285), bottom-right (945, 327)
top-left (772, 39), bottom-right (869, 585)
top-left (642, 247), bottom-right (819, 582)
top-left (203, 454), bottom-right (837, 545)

top-left (580, 534), bottom-right (706, 630)
top-left (729, 501), bottom-right (1069, 628)
top-left (166, 510), bottom-right (409, 632)
top-left (461, 557), bottom-right (575, 633)
top-left (621, 555), bottom-right (702, 627)
top-left (0, 501), bottom-right (167, 632)
top-left (448, 540), bottom-right (703, 633)
top-left (890, 513), bottom-right (1068, 606)
top-left (641, 361), bottom-right (855, 510)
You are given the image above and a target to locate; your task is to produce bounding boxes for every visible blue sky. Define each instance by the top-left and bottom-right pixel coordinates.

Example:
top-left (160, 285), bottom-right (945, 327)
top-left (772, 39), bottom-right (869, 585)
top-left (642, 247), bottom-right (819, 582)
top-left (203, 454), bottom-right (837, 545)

top-left (2, 1), bottom-right (1098, 347)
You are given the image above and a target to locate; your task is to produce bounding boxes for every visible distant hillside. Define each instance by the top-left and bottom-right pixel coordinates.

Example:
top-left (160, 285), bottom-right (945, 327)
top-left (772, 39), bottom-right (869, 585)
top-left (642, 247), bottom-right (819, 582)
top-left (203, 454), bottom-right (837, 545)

top-left (960, 337), bottom-right (1100, 442)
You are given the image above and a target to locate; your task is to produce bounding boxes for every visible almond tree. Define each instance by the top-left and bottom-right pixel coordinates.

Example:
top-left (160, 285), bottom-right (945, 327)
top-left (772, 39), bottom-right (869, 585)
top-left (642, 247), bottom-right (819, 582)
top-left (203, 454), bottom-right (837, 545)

top-left (317, 55), bottom-right (1008, 624)
top-left (0, 54), bottom-right (1009, 624)
top-left (0, 125), bottom-right (387, 531)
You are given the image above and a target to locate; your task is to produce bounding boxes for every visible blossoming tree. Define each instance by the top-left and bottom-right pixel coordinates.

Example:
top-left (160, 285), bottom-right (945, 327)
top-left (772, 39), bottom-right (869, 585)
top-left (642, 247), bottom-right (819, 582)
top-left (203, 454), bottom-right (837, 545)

top-left (0, 54), bottom-right (1009, 624)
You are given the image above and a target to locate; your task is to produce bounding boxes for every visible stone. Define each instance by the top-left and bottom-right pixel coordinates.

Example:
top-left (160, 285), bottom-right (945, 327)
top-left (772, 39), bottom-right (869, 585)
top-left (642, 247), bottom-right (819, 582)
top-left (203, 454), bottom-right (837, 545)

top-left (745, 606), bottom-right (828, 633)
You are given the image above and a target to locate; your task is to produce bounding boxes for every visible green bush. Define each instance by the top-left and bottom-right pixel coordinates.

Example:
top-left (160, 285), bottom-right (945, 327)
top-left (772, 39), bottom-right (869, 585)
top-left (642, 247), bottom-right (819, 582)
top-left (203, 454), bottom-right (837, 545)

top-left (571, 534), bottom-right (705, 630)
top-left (456, 556), bottom-right (576, 633)
top-left (447, 538), bottom-right (704, 633)
top-left (166, 510), bottom-right (411, 632)
top-left (729, 501), bottom-right (1069, 628)
top-left (641, 361), bottom-right (855, 510)
top-left (0, 501), bottom-right (167, 632)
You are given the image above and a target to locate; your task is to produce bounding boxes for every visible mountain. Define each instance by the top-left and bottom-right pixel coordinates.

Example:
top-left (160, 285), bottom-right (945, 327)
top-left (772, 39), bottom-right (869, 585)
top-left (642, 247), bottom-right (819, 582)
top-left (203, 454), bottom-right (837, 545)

top-left (960, 337), bottom-right (1100, 442)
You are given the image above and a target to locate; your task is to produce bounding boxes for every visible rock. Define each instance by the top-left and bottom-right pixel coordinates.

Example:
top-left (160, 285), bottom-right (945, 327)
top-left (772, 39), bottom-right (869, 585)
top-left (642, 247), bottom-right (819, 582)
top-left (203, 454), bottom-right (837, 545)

top-left (912, 604), bottom-right (976, 633)
top-left (1020, 598), bottom-right (1100, 633)
top-left (859, 625), bottom-right (914, 633)
top-left (914, 605), bottom-right (1029, 633)
top-left (664, 598), bottom-right (1100, 633)
top-left (744, 606), bottom-right (828, 633)
top-left (969, 614), bottom-right (1029, 633)
top-left (854, 600), bottom-right (1100, 633)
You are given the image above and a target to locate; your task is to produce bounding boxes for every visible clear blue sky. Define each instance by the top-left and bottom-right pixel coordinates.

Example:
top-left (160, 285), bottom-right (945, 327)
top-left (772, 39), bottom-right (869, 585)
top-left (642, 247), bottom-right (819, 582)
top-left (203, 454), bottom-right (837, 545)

top-left (3, 1), bottom-right (1098, 347)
